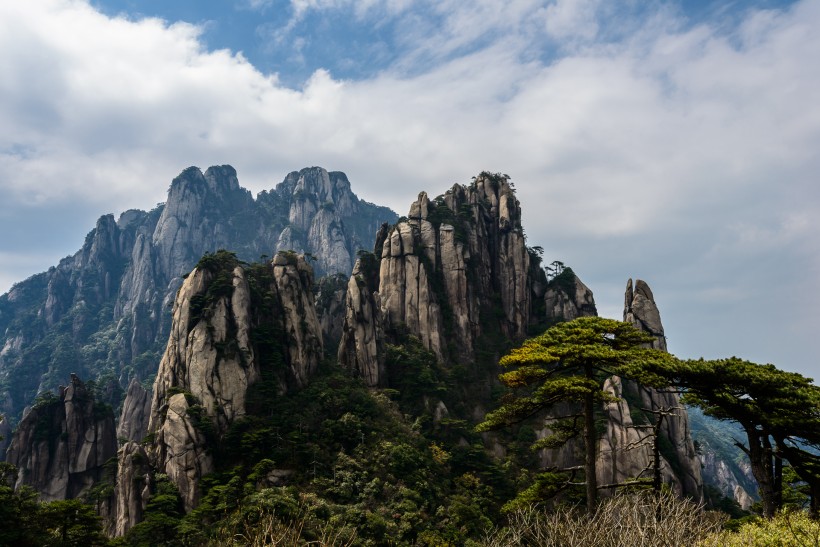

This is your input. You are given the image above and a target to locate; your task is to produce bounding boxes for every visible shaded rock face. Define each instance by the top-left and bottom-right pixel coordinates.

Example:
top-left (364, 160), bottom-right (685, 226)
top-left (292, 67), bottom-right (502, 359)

top-left (5, 374), bottom-right (117, 501)
top-left (338, 259), bottom-right (385, 386)
top-left (339, 173), bottom-right (535, 386)
top-left (612, 278), bottom-right (703, 498)
top-left (113, 442), bottom-right (151, 537)
top-left (117, 378), bottom-right (152, 444)
top-left (544, 270), bottom-right (598, 323)
top-left (0, 165), bottom-right (396, 426)
top-left (145, 253), bottom-right (323, 511)
top-left (315, 273), bottom-right (349, 355)
top-left (536, 280), bottom-right (702, 498)
top-left (597, 376), bottom-right (687, 490)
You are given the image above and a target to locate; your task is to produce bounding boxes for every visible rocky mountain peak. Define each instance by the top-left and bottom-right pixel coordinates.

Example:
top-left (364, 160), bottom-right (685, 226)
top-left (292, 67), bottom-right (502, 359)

top-left (605, 278), bottom-right (702, 497)
top-left (339, 172), bottom-right (534, 386)
top-left (624, 278), bottom-right (667, 351)
top-left (0, 165), bottom-right (396, 428)
top-left (144, 251), bottom-right (323, 511)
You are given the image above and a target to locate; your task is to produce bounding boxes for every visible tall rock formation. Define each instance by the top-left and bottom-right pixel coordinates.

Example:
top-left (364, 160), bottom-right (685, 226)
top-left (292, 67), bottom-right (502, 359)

top-left (5, 374), bottom-right (117, 501)
top-left (0, 166), bottom-right (396, 431)
top-left (139, 251), bottom-right (323, 512)
top-left (603, 278), bottom-right (703, 498)
top-left (339, 173), bottom-right (537, 387)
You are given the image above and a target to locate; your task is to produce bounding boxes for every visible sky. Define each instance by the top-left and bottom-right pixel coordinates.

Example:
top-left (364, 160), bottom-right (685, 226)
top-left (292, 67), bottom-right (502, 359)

top-left (0, 0), bottom-right (818, 378)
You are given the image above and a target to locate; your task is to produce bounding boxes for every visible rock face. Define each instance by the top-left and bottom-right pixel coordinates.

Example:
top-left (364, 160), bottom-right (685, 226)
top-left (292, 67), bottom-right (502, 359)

top-left (339, 173), bottom-right (537, 386)
top-left (143, 252), bottom-right (323, 512)
top-left (315, 273), bottom-right (349, 355)
top-left (113, 442), bottom-right (151, 536)
top-left (610, 278), bottom-right (703, 498)
top-left (544, 269), bottom-right (598, 323)
top-left (0, 166), bottom-right (396, 430)
top-left (117, 379), bottom-right (152, 444)
top-left (688, 405), bottom-right (758, 508)
top-left (5, 374), bottom-right (117, 501)
top-left (700, 450), bottom-right (755, 510)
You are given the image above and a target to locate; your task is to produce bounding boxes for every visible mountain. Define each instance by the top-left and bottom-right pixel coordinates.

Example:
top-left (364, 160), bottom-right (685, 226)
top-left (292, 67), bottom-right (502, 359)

top-left (336, 173), bottom-right (701, 497)
top-left (2, 168), bottom-right (715, 543)
top-left (0, 166), bottom-right (397, 449)
top-left (689, 406), bottom-right (757, 510)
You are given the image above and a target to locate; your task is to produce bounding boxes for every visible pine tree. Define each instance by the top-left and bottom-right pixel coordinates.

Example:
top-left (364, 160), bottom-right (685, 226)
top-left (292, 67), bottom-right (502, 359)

top-left (477, 316), bottom-right (673, 512)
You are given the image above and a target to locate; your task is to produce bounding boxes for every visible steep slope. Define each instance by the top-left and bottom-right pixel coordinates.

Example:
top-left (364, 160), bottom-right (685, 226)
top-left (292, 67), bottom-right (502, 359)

top-left (116, 250), bottom-right (323, 519)
top-left (689, 406), bottom-right (757, 509)
top-left (0, 166), bottom-right (396, 436)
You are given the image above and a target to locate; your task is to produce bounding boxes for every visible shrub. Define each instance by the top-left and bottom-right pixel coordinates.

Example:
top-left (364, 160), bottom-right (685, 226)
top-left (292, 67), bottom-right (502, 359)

top-left (697, 510), bottom-right (820, 546)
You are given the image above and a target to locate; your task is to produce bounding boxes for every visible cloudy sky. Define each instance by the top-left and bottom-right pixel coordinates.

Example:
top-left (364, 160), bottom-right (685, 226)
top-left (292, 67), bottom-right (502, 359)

top-left (1, 0), bottom-right (817, 377)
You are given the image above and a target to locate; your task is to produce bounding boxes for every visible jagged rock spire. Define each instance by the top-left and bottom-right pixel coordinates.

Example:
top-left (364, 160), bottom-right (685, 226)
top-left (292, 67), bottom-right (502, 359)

top-left (611, 278), bottom-right (702, 498)
top-left (624, 278), bottom-right (667, 351)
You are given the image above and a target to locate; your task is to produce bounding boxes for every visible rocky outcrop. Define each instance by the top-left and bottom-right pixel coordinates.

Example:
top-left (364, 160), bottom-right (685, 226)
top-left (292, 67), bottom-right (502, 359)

top-left (0, 165), bottom-right (396, 425)
top-left (0, 414), bottom-right (11, 461)
top-left (700, 449), bottom-right (755, 509)
top-left (544, 269), bottom-right (597, 322)
top-left (146, 252), bottom-right (323, 511)
top-left (338, 259), bottom-right (384, 386)
top-left (266, 168), bottom-right (388, 276)
top-left (339, 173), bottom-right (535, 386)
top-left (613, 278), bottom-right (703, 498)
top-left (113, 442), bottom-right (151, 536)
top-left (5, 374), bottom-right (117, 501)
top-left (117, 378), bottom-right (152, 443)
top-left (624, 279), bottom-right (667, 351)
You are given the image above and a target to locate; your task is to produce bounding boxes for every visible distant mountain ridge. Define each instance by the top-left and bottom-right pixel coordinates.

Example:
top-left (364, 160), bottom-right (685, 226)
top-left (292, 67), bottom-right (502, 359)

top-left (0, 165), bottom-right (397, 440)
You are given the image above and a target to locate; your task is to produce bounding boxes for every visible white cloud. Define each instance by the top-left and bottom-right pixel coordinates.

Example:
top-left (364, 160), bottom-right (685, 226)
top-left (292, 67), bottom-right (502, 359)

top-left (544, 0), bottom-right (602, 41)
top-left (0, 0), bottom-right (819, 375)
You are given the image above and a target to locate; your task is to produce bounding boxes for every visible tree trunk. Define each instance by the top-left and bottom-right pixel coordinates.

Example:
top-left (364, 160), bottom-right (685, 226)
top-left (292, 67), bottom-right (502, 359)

top-left (742, 427), bottom-right (776, 519)
top-left (773, 443), bottom-right (783, 510)
top-left (584, 364), bottom-right (598, 514)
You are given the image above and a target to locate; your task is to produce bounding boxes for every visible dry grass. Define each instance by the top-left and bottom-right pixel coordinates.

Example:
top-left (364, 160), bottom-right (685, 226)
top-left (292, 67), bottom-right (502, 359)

top-left (482, 490), bottom-right (726, 547)
top-left (207, 510), bottom-right (357, 547)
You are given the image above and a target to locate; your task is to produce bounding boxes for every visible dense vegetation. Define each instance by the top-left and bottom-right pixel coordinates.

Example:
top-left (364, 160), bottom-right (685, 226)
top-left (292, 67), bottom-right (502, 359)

top-left (3, 237), bottom-right (819, 545)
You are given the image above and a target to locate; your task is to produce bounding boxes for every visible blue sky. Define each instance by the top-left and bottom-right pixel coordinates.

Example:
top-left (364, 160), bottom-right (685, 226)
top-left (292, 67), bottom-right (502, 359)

top-left (1, 0), bottom-right (818, 378)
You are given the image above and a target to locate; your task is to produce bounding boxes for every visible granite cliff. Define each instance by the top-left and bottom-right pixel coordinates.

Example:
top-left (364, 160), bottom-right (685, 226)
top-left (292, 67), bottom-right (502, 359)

top-left (336, 173), bottom-right (702, 498)
top-left (602, 278), bottom-right (703, 498)
top-left (114, 250), bottom-right (323, 531)
top-left (0, 167), bottom-right (722, 540)
top-left (339, 173), bottom-right (540, 387)
top-left (5, 374), bottom-right (117, 501)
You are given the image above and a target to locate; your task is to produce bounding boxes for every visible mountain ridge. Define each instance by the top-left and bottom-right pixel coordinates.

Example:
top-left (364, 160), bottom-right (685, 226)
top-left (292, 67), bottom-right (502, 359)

top-left (0, 165), bottom-right (397, 444)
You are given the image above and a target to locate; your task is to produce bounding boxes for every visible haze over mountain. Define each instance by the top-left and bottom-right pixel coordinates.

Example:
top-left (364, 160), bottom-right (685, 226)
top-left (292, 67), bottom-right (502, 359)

top-left (0, 0), bottom-right (817, 380)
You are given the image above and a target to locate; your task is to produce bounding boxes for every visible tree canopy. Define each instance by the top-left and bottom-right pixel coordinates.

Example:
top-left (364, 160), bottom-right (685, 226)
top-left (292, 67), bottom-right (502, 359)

top-left (635, 356), bottom-right (820, 518)
top-left (478, 316), bottom-right (675, 511)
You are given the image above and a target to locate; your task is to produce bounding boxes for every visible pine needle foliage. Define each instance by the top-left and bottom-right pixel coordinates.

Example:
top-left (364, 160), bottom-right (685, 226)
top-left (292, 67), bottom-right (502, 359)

top-left (477, 316), bottom-right (676, 511)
